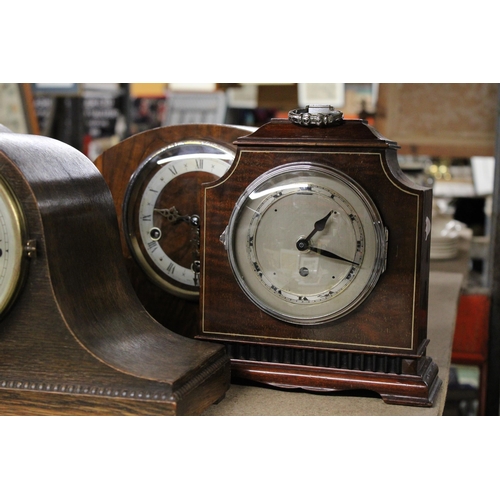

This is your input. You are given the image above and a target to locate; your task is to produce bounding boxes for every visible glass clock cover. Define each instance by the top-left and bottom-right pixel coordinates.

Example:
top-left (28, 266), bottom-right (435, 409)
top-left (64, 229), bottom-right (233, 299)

top-left (123, 140), bottom-right (235, 299)
top-left (224, 163), bottom-right (388, 325)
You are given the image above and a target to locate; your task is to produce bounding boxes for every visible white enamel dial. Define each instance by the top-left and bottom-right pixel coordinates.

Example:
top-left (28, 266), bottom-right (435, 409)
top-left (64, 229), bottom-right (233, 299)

top-left (225, 163), bottom-right (387, 325)
top-left (138, 153), bottom-right (231, 286)
top-left (0, 175), bottom-right (24, 316)
top-left (124, 141), bottom-right (234, 299)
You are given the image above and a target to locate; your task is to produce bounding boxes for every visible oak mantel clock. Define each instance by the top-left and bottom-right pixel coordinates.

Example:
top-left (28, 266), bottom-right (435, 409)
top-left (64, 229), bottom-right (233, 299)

top-left (199, 105), bottom-right (440, 407)
top-left (95, 124), bottom-right (252, 338)
top-left (0, 125), bottom-right (230, 415)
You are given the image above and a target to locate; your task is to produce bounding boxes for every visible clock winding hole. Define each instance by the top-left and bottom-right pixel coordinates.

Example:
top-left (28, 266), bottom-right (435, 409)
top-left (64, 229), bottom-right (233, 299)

top-left (149, 227), bottom-right (162, 241)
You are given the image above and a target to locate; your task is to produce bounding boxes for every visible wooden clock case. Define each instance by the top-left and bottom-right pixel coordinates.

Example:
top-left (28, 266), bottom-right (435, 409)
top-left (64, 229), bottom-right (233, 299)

top-left (199, 117), bottom-right (440, 407)
top-left (95, 124), bottom-right (252, 339)
top-left (0, 128), bottom-right (230, 415)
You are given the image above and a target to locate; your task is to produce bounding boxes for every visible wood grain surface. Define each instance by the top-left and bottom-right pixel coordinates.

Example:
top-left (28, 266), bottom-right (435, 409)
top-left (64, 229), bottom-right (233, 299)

top-left (0, 130), bottom-right (230, 415)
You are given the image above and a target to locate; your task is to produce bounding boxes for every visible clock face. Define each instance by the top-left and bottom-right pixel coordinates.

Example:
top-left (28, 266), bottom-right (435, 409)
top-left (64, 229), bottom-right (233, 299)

top-left (225, 163), bottom-right (388, 325)
top-left (123, 140), bottom-right (235, 299)
top-left (0, 174), bottom-right (25, 316)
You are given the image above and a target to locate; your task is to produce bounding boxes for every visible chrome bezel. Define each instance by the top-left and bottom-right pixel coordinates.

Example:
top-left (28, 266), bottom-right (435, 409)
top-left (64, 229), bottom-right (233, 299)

top-left (226, 162), bottom-right (387, 325)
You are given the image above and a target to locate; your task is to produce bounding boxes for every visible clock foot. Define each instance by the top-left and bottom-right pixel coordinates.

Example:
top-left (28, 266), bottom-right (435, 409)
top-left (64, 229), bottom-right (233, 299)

top-left (229, 355), bottom-right (441, 408)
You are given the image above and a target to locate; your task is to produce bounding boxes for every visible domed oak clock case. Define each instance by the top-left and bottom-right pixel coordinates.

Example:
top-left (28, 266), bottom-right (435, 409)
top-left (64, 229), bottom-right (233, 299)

top-left (0, 127), bottom-right (230, 416)
top-left (198, 110), bottom-right (439, 407)
top-left (95, 124), bottom-right (252, 339)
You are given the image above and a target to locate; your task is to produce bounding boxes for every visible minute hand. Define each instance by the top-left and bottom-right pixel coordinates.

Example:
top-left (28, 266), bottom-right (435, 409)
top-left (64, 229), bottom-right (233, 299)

top-left (308, 246), bottom-right (359, 266)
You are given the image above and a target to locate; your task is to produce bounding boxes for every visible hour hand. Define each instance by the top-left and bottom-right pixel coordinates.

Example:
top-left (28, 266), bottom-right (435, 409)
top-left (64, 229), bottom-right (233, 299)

top-left (308, 246), bottom-right (359, 266)
top-left (154, 206), bottom-right (190, 224)
top-left (304, 210), bottom-right (333, 242)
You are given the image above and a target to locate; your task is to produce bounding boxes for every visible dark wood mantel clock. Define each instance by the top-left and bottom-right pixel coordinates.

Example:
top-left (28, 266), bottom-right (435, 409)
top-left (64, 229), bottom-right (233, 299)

top-left (0, 125), bottom-right (230, 415)
top-left (198, 105), bottom-right (440, 407)
top-left (95, 124), bottom-right (253, 338)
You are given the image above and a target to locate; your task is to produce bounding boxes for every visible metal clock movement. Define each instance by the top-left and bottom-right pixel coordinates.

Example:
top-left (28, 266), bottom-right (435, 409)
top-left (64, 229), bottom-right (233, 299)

top-left (95, 124), bottom-right (252, 337)
top-left (199, 105), bottom-right (440, 407)
top-left (0, 126), bottom-right (230, 415)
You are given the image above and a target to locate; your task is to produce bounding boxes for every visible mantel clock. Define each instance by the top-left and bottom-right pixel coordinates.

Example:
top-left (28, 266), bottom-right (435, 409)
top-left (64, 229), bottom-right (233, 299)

top-left (198, 105), bottom-right (439, 407)
top-left (0, 126), bottom-right (230, 415)
top-left (95, 124), bottom-right (252, 338)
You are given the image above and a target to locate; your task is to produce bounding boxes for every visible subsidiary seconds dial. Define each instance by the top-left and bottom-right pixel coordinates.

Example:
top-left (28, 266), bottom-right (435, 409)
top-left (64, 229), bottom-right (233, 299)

top-left (224, 163), bottom-right (388, 325)
top-left (124, 140), bottom-right (234, 299)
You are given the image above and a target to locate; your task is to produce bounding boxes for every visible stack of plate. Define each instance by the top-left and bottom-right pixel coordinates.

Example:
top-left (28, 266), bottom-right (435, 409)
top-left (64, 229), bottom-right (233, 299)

top-left (430, 214), bottom-right (465, 260)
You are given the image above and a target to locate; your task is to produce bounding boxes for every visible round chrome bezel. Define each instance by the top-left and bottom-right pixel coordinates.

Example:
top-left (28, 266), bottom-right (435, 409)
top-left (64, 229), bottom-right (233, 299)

top-left (225, 162), bottom-right (387, 325)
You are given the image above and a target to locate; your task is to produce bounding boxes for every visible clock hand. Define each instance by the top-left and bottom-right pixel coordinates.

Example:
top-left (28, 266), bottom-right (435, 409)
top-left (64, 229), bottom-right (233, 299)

top-left (304, 210), bottom-right (334, 242)
top-left (154, 207), bottom-right (199, 227)
top-left (154, 206), bottom-right (190, 223)
top-left (296, 210), bottom-right (334, 251)
top-left (308, 246), bottom-right (359, 266)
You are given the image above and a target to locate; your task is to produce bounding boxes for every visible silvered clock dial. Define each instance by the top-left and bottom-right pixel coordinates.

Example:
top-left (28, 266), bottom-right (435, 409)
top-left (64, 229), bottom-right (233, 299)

top-left (224, 163), bottom-right (388, 324)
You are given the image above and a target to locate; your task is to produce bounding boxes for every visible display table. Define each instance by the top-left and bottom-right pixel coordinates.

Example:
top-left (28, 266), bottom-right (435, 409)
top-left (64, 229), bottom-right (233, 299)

top-left (203, 271), bottom-right (463, 416)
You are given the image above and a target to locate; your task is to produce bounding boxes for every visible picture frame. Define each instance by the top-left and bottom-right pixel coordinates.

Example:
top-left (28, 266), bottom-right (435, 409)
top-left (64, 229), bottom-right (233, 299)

top-left (297, 83), bottom-right (345, 108)
top-left (0, 83), bottom-right (39, 134)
